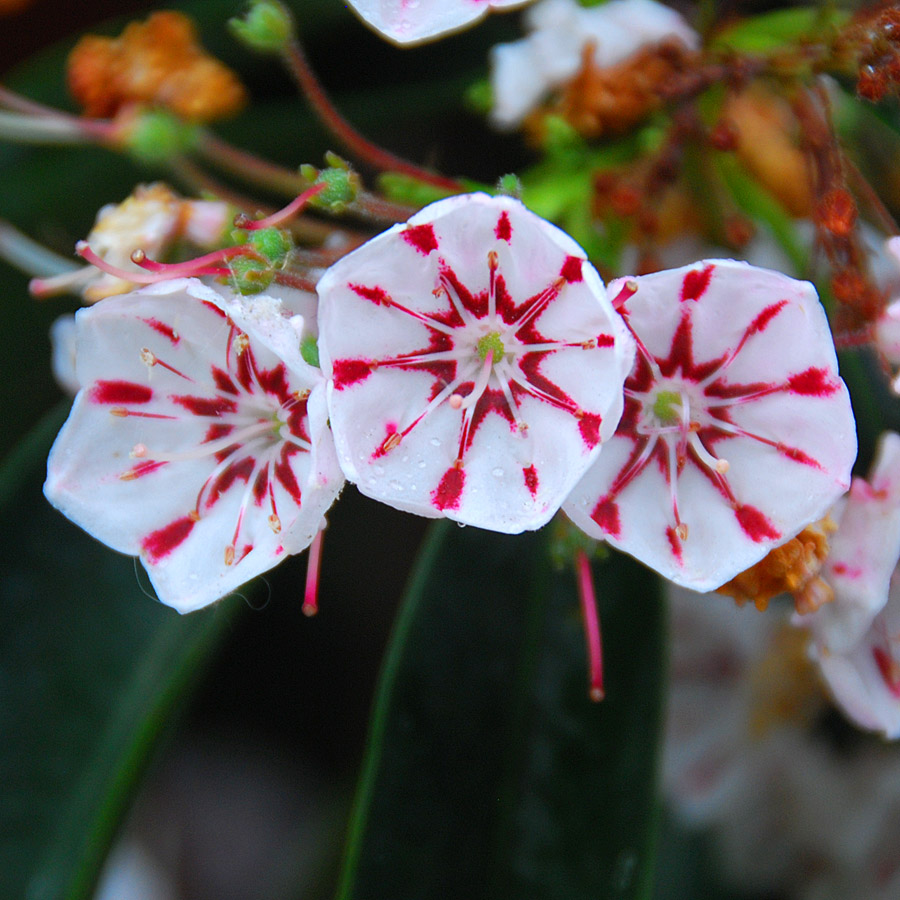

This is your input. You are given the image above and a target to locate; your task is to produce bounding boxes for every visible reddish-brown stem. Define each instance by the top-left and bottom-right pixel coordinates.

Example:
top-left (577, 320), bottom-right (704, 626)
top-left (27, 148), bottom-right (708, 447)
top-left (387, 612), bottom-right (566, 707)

top-left (274, 270), bottom-right (320, 293)
top-left (281, 38), bottom-right (464, 195)
top-left (575, 549), bottom-right (605, 702)
top-left (303, 529), bottom-right (324, 616)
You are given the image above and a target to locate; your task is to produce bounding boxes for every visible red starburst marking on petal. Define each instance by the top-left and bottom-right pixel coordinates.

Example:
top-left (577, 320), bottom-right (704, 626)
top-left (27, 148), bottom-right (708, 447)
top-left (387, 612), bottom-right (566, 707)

top-left (657, 311), bottom-right (726, 381)
top-left (207, 457), bottom-right (255, 507)
top-left (90, 380), bottom-right (153, 404)
top-left (142, 515), bottom-right (196, 563)
top-left (403, 224), bottom-right (439, 256)
top-left (523, 465), bottom-right (539, 497)
top-left (873, 646), bottom-right (900, 698)
top-left (735, 505), bottom-right (780, 542)
top-left (350, 283), bottom-right (391, 305)
top-left (495, 212), bottom-right (512, 242)
top-left (274, 446), bottom-right (304, 506)
top-left (590, 496), bottom-right (621, 537)
top-left (666, 526), bottom-right (684, 564)
top-left (596, 334), bottom-right (615, 347)
top-left (465, 389), bottom-right (516, 451)
top-left (680, 264), bottom-right (714, 302)
top-left (787, 367), bottom-right (840, 397)
top-left (332, 358), bottom-right (373, 390)
top-left (172, 395), bottom-right (238, 416)
top-left (141, 317), bottom-right (180, 344)
top-left (579, 412), bottom-right (603, 448)
top-left (211, 367), bottom-right (239, 395)
top-left (779, 445), bottom-right (822, 469)
top-left (560, 256), bottom-right (583, 283)
top-left (432, 466), bottom-right (465, 510)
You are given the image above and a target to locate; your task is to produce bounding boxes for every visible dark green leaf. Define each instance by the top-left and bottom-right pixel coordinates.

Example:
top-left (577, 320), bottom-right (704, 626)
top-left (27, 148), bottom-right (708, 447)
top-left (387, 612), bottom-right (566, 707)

top-left (0, 404), bottom-right (239, 900)
top-left (337, 521), bottom-right (665, 900)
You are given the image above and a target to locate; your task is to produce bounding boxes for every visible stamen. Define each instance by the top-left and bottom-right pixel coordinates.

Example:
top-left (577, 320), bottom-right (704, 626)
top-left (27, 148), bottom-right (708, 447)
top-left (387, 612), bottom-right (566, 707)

top-left (457, 349), bottom-right (494, 411)
top-left (611, 278), bottom-right (638, 310)
top-left (487, 249), bottom-right (499, 320)
top-left (575, 549), bottom-right (605, 702)
top-left (234, 182), bottom-right (327, 231)
top-left (302, 529), bottom-right (325, 616)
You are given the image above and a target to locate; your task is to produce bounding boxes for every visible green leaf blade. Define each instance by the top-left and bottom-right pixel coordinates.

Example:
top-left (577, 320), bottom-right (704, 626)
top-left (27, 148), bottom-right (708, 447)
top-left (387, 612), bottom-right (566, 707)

top-left (337, 521), bottom-right (665, 900)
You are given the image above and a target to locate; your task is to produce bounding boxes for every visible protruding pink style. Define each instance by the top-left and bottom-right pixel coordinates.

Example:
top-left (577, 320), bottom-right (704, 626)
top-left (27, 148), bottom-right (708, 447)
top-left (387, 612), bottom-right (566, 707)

top-left (317, 193), bottom-right (634, 533)
top-left (346, 0), bottom-right (534, 46)
top-left (44, 278), bottom-right (344, 613)
top-left (564, 260), bottom-right (857, 590)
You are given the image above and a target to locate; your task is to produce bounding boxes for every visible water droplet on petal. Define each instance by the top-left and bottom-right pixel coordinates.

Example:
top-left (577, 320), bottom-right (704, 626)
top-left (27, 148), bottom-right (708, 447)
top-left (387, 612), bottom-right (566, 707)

top-left (492, 467), bottom-right (504, 477)
top-left (430, 438), bottom-right (441, 447)
top-left (374, 465), bottom-right (385, 475)
top-left (389, 480), bottom-right (403, 491)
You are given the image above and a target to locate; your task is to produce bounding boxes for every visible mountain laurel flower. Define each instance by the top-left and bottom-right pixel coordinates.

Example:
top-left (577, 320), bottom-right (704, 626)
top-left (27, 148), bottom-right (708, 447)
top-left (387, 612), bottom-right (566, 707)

top-left (564, 260), bottom-right (857, 591)
top-left (346, 0), bottom-right (535, 46)
top-left (30, 183), bottom-right (232, 303)
top-left (44, 278), bottom-right (343, 613)
top-left (795, 432), bottom-right (900, 738)
top-left (489, 0), bottom-right (698, 129)
top-left (317, 193), bottom-right (634, 533)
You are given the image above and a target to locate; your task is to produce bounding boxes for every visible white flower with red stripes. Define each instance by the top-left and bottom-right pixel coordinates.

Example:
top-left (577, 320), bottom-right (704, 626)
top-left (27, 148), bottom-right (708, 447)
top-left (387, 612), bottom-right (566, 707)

top-left (346, 0), bottom-right (534, 46)
top-left (44, 277), bottom-right (343, 613)
top-left (317, 192), bottom-right (634, 533)
top-left (564, 260), bottom-right (857, 590)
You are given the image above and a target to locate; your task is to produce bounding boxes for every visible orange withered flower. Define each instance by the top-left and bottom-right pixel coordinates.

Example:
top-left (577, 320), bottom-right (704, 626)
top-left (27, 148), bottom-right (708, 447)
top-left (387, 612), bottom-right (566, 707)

top-left (67, 11), bottom-right (247, 123)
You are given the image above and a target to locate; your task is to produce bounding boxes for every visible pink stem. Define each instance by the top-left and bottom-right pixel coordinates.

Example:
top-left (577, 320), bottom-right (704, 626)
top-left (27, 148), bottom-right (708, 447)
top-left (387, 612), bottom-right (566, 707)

top-left (303, 529), bottom-right (325, 616)
top-left (575, 548), bottom-right (605, 702)
top-left (282, 38), bottom-right (464, 195)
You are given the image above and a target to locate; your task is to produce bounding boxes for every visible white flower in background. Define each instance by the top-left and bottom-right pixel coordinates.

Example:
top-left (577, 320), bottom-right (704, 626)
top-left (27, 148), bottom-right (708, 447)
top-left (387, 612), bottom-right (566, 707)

top-left (30, 183), bottom-right (231, 302)
top-left (317, 192), bottom-right (634, 533)
top-left (489, 0), bottom-right (699, 128)
top-left (564, 260), bottom-right (857, 591)
top-left (794, 433), bottom-right (900, 738)
top-left (44, 278), bottom-right (343, 613)
top-left (346, 0), bottom-right (534, 47)
top-left (874, 236), bottom-right (900, 392)
top-left (665, 586), bottom-right (900, 900)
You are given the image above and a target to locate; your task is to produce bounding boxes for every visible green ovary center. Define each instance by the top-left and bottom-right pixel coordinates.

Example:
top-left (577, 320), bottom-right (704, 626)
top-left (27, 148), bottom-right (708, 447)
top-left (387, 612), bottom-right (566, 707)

top-left (476, 331), bottom-right (505, 363)
top-left (651, 389), bottom-right (684, 426)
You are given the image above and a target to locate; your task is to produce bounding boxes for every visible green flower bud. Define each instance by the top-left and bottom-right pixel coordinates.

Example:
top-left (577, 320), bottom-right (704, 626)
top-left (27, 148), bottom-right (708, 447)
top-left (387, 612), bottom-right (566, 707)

top-left (125, 110), bottom-right (199, 165)
top-left (250, 226), bottom-right (292, 265)
top-left (228, 256), bottom-right (273, 295)
top-left (229, 1), bottom-right (293, 53)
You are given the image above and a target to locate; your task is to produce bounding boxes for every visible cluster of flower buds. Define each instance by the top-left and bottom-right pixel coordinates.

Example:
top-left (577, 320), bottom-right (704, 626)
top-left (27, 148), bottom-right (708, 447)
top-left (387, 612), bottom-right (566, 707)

top-left (43, 191), bottom-right (857, 617)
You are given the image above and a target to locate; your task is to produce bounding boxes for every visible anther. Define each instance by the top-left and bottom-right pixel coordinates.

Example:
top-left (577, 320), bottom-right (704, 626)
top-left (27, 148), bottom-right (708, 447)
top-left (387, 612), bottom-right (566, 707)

top-left (234, 333), bottom-right (250, 354)
top-left (268, 513), bottom-right (282, 534)
top-left (131, 249), bottom-right (146, 264)
top-left (140, 347), bottom-right (157, 367)
top-left (449, 394), bottom-right (463, 409)
top-left (224, 545), bottom-right (235, 566)
top-left (676, 522), bottom-right (689, 541)
top-left (488, 249), bottom-right (499, 270)
top-left (110, 407), bottom-right (129, 417)
top-left (382, 431), bottom-right (402, 452)
top-left (716, 459), bottom-right (731, 474)
top-left (131, 443), bottom-right (148, 458)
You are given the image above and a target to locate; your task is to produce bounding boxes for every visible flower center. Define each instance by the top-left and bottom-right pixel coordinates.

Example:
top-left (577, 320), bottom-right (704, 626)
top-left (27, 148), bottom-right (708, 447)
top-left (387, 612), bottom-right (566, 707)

top-left (651, 389), bottom-right (684, 427)
top-left (476, 330), bottom-right (505, 363)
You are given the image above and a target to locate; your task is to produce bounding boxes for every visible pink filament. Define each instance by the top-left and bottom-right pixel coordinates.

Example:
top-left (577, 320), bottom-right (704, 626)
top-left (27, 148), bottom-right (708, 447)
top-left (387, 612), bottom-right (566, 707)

top-left (575, 548), bottom-right (605, 701)
top-left (235, 182), bottom-right (327, 231)
top-left (303, 529), bottom-right (325, 616)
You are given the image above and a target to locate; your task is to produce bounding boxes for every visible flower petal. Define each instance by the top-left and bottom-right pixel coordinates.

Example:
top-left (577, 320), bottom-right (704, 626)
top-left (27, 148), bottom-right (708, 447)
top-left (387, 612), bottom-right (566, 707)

top-left (346, 0), bottom-right (534, 46)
